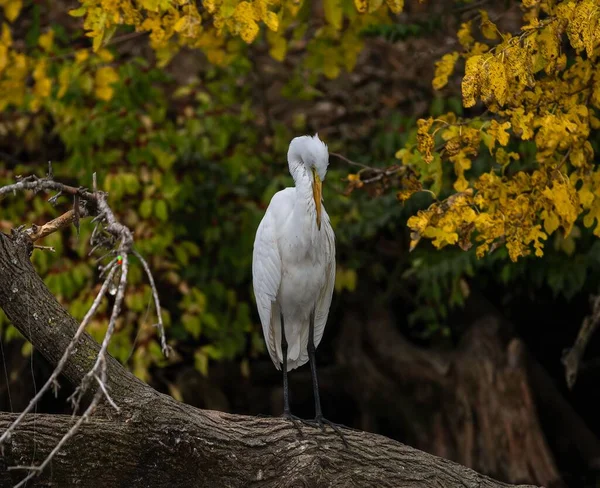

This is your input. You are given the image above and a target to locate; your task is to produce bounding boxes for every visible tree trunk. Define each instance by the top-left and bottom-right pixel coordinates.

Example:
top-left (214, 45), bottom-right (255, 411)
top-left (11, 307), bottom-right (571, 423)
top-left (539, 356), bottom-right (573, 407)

top-left (336, 308), bottom-right (564, 487)
top-left (0, 231), bottom-right (539, 487)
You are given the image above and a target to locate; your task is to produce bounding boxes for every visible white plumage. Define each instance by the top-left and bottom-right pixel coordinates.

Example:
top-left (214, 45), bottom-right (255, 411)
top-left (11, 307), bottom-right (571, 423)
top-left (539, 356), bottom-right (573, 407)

top-left (252, 134), bottom-right (335, 371)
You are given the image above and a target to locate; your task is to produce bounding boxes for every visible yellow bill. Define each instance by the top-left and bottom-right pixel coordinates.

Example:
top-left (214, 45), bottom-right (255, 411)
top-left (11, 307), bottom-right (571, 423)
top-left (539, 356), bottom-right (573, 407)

top-left (312, 167), bottom-right (322, 231)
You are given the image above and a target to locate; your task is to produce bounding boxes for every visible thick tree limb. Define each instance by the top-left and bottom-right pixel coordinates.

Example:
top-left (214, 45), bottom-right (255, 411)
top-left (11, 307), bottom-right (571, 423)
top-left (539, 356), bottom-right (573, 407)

top-left (0, 408), bottom-right (538, 488)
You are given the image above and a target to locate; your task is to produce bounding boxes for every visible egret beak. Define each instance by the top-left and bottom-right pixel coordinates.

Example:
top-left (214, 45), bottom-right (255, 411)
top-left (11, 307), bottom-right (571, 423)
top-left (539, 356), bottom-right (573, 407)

top-left (311, 167), bottom-right (322, 231)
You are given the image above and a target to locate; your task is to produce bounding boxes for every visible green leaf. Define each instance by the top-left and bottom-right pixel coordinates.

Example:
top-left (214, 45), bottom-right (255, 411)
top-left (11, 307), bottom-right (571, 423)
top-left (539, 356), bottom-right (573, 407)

top-left (182, 313), bottom-right (201, 339)
top-left (155, 199), bottom-right (168, 221)
top-left (194, 349), bottom-right (208, 376)
top-left (140, 199), bottom-right (153, 218)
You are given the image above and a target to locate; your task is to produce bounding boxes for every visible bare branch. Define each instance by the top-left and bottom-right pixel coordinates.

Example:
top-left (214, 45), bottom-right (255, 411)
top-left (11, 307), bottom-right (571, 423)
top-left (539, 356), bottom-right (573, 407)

top-left (33, 245), bottom-right (56, 252)
top-left (330, 151), bottom-right (374, 170)
top-left (27, 208), bottom-right (88, 242)
top-left (68, 254), bottom-right (129, 412)
top-left (133, 249), bottom-right (169, 357)
top-left (563, 294), bottom-right (600, 389)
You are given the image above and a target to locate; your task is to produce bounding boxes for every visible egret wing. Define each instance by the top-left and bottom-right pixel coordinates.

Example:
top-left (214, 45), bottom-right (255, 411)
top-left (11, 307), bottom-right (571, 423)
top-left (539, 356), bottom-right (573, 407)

top-left (313, 218), bottom-right (336, 349)
top-left (252, 208), bottom-right (282, 366)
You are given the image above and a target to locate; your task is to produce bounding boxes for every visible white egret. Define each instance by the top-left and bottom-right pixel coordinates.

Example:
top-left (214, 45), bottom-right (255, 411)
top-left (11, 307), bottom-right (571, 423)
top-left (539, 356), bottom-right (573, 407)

top-left (252, 134), bottom-right (342, 438)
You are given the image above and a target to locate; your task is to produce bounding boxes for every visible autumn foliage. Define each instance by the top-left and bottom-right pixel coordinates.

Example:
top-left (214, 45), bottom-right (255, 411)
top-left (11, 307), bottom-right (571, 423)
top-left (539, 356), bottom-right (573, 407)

top-left (0, 0), bottom-right (599, 377)
top-left (401, 1), bottom-right (600, 261)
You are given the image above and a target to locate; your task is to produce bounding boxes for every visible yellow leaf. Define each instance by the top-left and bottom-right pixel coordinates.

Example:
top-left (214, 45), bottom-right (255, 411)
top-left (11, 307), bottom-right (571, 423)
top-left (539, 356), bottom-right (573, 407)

top-left (416, 117), bottom-right (434, 164)
top-left (462, 55), bottom-right (484, 107)
top-left (38, 29), bottom-right (54, 52)
top-left (354, 0), bottom-right (367, 13)
top-left (479, 10), bottom-right (498, 40)
top-left (264, 11), bottom-right (278, 32)
top-left (0, 44), bottom-right (6, 73)
top-left (385, 0), bottom-right (404, 14)
top-left (537, 23), bottom-right (560, 65)
top-left (542, 210), bottom-right (559, 234)
top-left (3, 0), bottom-right (22, 22)
top-left (542, 180), bottom-right (580, 236)
top-left (457, 21), bottom-right (474, 49)
top-left (511, 108), bottom-right (535, 140)
top-left (323, 58), bottom-right (340, 79)
top-left (483, 57), bottom-right (508, 106)
top-left (450, 151), bottom-right (471, 192)
top-left (1, 22), bottom-right (12, 46)
top-left (232, 1), bottom-right (260, 43)
top-left (487, 120), bottom-right (511, 150)
top-left (97, 48), bottom-right (114, 62)
top-left (57, 65), bottom-right (71, 99)
top-left (267, 30), bottom-right (286, 61)
top-left (432, 52), bottom-right (459, 90)
top-left (324, 0), bottom-right (343, 30)
top-left (94, 66), bottom-right (119, 101)
top-left (92, 31), bottom-right (104, 52)
top-left (75, 49), bottom-right (89, 64)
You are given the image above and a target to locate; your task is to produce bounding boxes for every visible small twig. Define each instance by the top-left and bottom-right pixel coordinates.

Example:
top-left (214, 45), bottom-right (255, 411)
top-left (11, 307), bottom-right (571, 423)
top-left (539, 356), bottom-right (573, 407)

top-left (563, 295), bottom-right (600, 389)
top-left (94, 371), bottom-right (120, 412)
top-left (330, 152), bottom-right (374, 170)
top-left (68, 253), bottom-right (129, 412)
top-left (74, 194), bottom-right (81, 237)
top-left (554, 149), bottom-right (571, 172)
top-left (33, 245), bottom-right (55, 252)
top-left (361, 166), bottom-right (405, 185)
top-left (133, 249), bottom-right (169, 357)
top-left (48, 191), bottom-right (63, 205)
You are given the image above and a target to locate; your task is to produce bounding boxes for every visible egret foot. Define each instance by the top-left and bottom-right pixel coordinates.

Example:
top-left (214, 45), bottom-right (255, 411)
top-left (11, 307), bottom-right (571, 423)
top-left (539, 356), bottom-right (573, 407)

top-left (281, 411), bottom-right (307, 436)
top-left (305, 415), bottom-right (349, 447)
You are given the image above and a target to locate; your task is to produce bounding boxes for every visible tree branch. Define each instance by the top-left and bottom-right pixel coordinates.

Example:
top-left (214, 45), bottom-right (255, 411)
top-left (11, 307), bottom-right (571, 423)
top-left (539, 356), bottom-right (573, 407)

top-left (27, 209), bottom-right (87, 242)
top-left (0, 409), bottom-right (539, 488)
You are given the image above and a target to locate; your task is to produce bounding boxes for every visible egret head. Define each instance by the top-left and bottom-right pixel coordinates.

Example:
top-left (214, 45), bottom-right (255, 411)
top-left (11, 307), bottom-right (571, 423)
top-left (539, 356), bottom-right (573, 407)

top-left (287, 134), bottom-right (329, 230)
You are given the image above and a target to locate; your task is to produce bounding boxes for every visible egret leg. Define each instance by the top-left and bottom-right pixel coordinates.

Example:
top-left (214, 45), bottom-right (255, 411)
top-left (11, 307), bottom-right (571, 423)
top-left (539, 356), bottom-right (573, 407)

top-left (306, 309), bottom-right (349, 447)
top-left (280, 311), bottom-right (304, 435)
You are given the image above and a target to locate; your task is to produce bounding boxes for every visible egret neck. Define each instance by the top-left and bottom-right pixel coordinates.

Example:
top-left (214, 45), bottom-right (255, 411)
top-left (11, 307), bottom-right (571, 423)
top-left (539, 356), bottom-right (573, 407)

top-left (291, 165), bottom-right (322, 235)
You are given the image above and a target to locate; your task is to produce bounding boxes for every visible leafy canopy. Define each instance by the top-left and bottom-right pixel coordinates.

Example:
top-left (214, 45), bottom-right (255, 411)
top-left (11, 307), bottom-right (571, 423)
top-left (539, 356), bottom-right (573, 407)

top-left (393, 1), bottom-right (600, 262)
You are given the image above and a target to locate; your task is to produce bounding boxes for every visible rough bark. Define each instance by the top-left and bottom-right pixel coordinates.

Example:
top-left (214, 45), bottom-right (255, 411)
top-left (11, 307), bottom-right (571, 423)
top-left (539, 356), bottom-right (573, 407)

top-left (0, 230), bottom-right (539, 487)
top-left (0, 406), bottom-right (539, 488)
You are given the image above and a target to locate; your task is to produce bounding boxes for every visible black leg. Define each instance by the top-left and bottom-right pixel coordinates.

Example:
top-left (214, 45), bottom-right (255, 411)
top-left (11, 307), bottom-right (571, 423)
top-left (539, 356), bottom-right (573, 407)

top-left (307, 308), bottom-right (323, 418)
top-left (306, 308), bottom-right (349, 447)
top-left (281, 311), bottom-right (291, 415)
top-left (280, 311), bottom-right (304, 435)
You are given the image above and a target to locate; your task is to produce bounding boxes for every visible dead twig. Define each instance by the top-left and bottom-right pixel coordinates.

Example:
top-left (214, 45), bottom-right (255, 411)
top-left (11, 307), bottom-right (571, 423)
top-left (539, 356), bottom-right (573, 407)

top-left (27, 208), bottom-right (88, 242)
